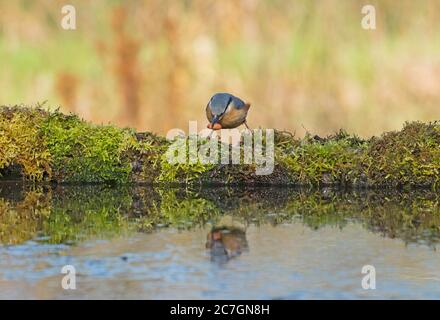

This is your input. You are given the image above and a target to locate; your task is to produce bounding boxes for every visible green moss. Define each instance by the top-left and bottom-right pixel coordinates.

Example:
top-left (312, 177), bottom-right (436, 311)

top-left (40, 110), bottom-right (135, 183)
top-left (364, 121), bottom-right (440, 188)
top-left (275, 124), bottom-right (440, 188)
top-left (157, 135), bottom-right (215, 183)
top-left (278, 130), bottom-right (367, 186)
top-left (1, 106), bottom-right (440, 188)
top-left (0, 106), bottom-right (52, 181)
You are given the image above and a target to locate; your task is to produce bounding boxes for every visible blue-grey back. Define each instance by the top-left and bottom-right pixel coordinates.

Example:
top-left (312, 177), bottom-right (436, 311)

top-left (208, 93), bottom-right (246, 116)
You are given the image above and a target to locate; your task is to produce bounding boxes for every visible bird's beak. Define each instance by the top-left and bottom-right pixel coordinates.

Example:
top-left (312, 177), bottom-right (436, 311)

top-left (211, 115), bottom-right (220, 126)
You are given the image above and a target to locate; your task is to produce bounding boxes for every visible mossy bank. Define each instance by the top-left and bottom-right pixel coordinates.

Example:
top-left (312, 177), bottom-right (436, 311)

top-left (1, 105), bottom-right (440, 188)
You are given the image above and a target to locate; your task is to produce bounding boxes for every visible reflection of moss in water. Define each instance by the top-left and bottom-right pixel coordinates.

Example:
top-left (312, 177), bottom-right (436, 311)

top-left (283, 190), bottom-right (440, 245)
top-left (42, 187), bottom-right (137, 243)
top-left (0, 185), bottom-right (440, 246)
top-left (0, 190), bottom-right (50, 244)
top-left (157, 188), bottom-right (220, 228)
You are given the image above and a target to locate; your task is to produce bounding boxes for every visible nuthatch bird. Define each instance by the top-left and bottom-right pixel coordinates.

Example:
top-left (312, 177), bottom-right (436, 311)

top-left (206, 93), bottom-right (251, 131)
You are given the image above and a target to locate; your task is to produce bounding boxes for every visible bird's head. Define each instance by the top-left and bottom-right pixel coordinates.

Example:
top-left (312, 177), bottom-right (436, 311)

top-left (206, 93), bottom-right (233, 130)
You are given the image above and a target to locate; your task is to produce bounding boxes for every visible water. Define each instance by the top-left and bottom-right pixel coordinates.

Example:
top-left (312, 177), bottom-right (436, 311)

top-left (0, 182), bottom-right (439, 299)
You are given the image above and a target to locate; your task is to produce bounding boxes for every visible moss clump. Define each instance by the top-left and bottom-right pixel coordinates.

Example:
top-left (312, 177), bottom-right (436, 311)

top-left (278, 130), bottom-right (368, 186)
top-left (0, 107), bottom-right (52, 181)
top-left (127, 132), bottom-right (168, 183)
top-left (365, 121), bottom-right (440, 188)
top-left (157, 135), bottom-right (216, 183)
top-left (40, 111), bottom-right (135, 183)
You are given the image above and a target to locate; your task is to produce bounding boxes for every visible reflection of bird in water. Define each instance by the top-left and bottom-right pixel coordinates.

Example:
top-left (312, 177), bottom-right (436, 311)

top-left (205, 226), bottom-right (248, 264)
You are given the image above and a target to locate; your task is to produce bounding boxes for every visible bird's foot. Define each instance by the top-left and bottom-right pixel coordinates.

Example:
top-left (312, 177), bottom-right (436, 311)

top-left (244, 121), bottom-right (252, 133)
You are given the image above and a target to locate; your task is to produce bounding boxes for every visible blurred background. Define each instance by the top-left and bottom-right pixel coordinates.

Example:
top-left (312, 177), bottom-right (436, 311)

top-left (1, 0), bottom-right (440, 137)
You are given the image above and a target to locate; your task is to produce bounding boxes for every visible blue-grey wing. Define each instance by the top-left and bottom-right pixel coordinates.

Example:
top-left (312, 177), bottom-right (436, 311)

top-left (208, 93), bottom-right (233, 116)
top-left (230, 96), bottom-right (246, 109)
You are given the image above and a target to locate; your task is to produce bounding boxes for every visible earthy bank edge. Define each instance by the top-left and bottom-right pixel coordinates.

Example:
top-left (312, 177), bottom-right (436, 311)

top-left (1, 105), bottom-right (440, 187)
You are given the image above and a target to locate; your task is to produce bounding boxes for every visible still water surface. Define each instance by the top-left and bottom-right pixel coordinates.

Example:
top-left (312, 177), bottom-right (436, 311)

top-left (0, 183), bottom-right (439, 299)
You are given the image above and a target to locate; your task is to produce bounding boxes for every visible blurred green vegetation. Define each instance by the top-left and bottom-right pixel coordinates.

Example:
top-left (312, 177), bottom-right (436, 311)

top-left (1, 1), bottom-right (440, 136)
